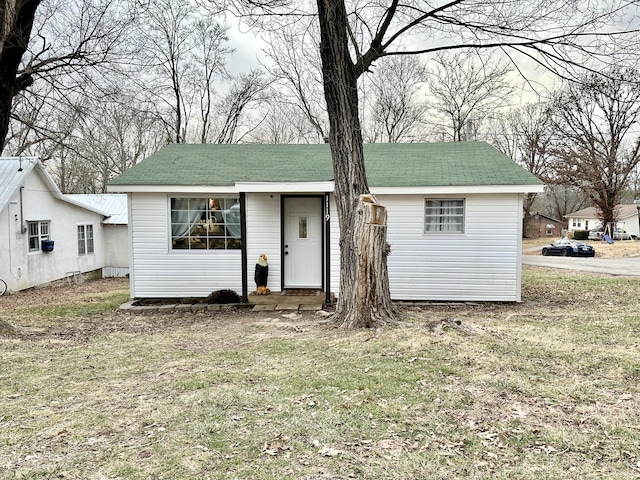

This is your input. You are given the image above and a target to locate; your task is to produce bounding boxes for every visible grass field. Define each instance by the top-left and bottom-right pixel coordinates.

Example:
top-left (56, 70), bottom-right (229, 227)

top-left (1, 269), bottom-right (640, 479)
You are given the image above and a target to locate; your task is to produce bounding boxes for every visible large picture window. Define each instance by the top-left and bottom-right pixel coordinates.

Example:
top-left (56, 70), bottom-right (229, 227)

top-left (171, 197), bottom-right (241, 250)
top-left (78, 224), bottom-right (94, 255)
top-left (28, 221), bottom-right (50, 252)
top-left (424, 199), bottom-right (464, 233)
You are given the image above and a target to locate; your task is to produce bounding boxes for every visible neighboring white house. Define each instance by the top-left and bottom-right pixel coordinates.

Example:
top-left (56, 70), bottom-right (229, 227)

top-left (108, 142), bottom-right (544, 303)
top-left (67, 194), bottom-right (129, 278)
top-left (565, 205), bottom-right (640, 238)
top-left (0, 157), bottom-right (128, 292)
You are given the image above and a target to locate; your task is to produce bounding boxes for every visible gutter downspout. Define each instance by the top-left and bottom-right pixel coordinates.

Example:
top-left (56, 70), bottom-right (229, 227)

top-left (20, 186), bottom-right (26, 233)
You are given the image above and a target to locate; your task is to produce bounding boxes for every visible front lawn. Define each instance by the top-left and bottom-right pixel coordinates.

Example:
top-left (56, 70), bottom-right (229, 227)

top-left (1, 270), bottom-right (639, 479)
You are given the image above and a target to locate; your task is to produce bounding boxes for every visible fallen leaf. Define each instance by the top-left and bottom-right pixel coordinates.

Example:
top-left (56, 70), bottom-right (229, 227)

top-left (318, 446), bottom-right (341, 457)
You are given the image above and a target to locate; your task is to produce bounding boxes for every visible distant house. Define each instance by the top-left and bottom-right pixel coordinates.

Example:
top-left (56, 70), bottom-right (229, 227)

top-left (525, 213), bottom-right (565, 239)
top-left (0, 157), bottom-right (128, 292)
top-left (108, 142), bottom-right (543, 302)
top-left (565, 205), bottom-right (640, 237)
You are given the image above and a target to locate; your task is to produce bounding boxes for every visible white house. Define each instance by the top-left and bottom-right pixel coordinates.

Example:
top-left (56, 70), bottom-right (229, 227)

top-left (565, 205), bottom-right (640, 238)
top-left (0, 157), bottom-right (128, 292)
top-left (107, 142), bottom-right (544, 303)
top-left (67, 194), bottom-right (129, 278)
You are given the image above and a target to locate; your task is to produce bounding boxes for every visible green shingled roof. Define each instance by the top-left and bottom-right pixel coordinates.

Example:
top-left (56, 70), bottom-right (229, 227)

top-left (109, 142), bottom-right (542, 187)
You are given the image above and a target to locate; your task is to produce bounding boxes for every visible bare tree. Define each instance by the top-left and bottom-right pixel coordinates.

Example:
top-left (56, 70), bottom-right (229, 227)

top-left (215, 69), bottom-right (268, 144)
top-left (0, 0), bottom-right (40, 153)
top-left (543, 184), bottom-right (590, 225)
top-left (261, 19), bottom-right (329, 142)
top-left (0, 0), bottom-right (136, 154)
top-left (549, 68), bottom-right (640, 228)
top-left (137, 0), bottom-right (201, 144)
top-left (364, 55), bottom-right (428, 143)
top-left (427, 50), bottom-right (515, 141)
top-left (194, 19), bottom-right (231, 143)
top-left (38, 96), bottom-right (165, 193)
top-left (489, 102), bottom-right (555, 235)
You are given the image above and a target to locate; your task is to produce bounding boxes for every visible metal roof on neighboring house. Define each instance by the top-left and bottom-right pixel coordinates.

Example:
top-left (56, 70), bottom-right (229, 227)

top-left (0, 157), bottom-right (39, 212)
top-left (0, 157), bottom-right (111, 218)
top-left (108, 142), bottom-right (543, 188)
top-left (66, 194), bottom-right (128, 224)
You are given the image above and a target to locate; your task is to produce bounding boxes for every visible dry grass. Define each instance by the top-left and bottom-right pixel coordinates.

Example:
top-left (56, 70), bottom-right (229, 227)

top-left (523, 237), bottom-right (640, 258)
top-left (1, 272), bottom-right (640, 479)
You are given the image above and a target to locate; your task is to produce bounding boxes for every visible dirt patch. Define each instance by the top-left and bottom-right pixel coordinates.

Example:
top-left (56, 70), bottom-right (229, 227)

top-left (0, 277), bottom-right (129, 310)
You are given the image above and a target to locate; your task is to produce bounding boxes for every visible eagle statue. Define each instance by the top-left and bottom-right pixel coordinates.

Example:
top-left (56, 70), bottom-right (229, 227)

top-left (253, 254), bottom-right (270, 295)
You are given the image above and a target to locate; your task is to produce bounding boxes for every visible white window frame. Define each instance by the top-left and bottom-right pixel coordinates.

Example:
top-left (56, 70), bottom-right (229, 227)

top-left (424, 198), bottom-right (465, 234)
top-left (78, 224), bottom-right (94, 256)
top-left (169, 196), bottom-right (242, 251)
top-left (28, 221), bottom-right (50, 252)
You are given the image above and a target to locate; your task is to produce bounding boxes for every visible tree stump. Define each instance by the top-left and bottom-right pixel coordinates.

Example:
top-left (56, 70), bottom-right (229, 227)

top-left (334, 194), bottom-right (397, 328)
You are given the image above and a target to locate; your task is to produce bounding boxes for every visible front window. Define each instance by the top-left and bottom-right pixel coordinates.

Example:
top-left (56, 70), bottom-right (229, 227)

top-left (171, 197), bottom-right (241, 250)
top-left (28, 221), bottom-right (50, 252)
top-left (78, 224), bottom-right (94, 255)
top-left (424, 199), bottom-right (464, 233)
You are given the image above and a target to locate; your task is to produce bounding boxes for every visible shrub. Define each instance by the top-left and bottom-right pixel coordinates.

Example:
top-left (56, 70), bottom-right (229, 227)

top-left (205, 289), bottom-right (241, 304)
top-left (573, 230), bottom-right (589, 240)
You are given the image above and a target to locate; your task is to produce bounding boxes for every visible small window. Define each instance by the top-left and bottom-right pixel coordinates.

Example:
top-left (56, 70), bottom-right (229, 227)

top-left (170, 197), bottom-right (241, 250)
top-left (78, 224), bottom-right (94, 255)
top-left (424, 199), bottom-right (464, 233)
top-left (28, 221), bottom-right (50, 252)
top-left (299, 217), bottom-right (308, 239)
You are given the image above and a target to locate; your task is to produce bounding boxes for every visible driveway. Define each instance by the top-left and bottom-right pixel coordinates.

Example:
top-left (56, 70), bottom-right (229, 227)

top-left (522, 255), bottom-right (640, 277)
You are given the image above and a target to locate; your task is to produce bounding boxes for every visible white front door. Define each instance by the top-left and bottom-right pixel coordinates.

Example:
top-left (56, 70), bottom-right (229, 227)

top-left (283, 196), bottom-right (323, 288)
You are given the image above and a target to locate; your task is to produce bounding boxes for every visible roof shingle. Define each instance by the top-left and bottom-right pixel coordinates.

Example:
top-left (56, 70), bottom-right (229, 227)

top-left (108, 142), bottom-right (542, 188)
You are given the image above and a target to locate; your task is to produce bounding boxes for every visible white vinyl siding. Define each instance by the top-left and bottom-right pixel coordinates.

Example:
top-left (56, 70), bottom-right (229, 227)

top-left (382, 193), bottom-right (522, 302)
top-left (129, 193), bottom-right (241, 298)
top-left (245, 193), bottom-right (281, 292)
top-left (127, 191), bottom-right (523, 302)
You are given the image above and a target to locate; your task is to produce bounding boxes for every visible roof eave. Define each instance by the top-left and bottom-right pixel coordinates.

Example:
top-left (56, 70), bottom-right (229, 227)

top-left (371, 184), bottom-right (545, 195)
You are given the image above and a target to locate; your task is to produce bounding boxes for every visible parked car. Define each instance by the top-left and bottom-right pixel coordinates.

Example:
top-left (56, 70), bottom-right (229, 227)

top-left (614, 228), bottom-right (635, 240)
top-left (541, 238), bottom-right (596, 257)
top-left (588, 228), bottom-right (603, 240)
top-left (588, 228), bottom-right (634, 241)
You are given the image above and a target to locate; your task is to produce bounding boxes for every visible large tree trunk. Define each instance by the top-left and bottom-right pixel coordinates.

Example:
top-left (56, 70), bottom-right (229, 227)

top-left (0, 0), bottom-right (41, 153)
top-left (316, 0), bottom-right (396, 327)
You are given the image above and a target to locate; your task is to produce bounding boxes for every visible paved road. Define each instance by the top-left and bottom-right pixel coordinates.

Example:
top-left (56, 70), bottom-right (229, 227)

top-left (522, 254), bottom-right (640, 277)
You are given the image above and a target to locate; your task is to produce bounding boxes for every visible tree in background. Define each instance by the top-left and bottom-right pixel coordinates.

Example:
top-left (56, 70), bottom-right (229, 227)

top-left (0, 0), bottom-right (135, 154)
top-left (427, 50), bottom-right (515, 142)
top-left (488, 102), bottom-right (555, 235)
top-left (261, 18), bottom-right (329, 142)
top-left (543, 184), bottom-right (590, 225)
top-left (214, 69), bottom-right (268, 143)
top-left (364, 55), bottom-right (429, 143)
top-left (136, 0), bottom-right (229, 144)
top-left (47, 99), bottom-right (166, 193)
top-left (549, 69), bottom-right (640, 229)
